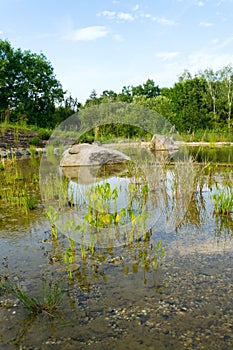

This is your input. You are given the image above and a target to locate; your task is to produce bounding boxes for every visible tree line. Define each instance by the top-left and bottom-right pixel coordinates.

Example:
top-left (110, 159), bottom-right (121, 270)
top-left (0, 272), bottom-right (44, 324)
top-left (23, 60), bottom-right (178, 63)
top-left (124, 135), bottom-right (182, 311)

top-left (0, 40), bottom-right (232, 135)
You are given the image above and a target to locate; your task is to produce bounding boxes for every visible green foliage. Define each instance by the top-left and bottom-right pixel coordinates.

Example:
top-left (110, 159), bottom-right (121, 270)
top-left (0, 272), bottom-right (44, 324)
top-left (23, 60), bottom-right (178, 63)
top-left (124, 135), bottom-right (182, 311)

top-left (84, 179), bottom-right (149, 232)
top-left (85, 182), bottom-right (120, 228)
top-left (1, 278), bottom-right (63, 316)
top-left (46, 205), bottom-right (59, 239)
top-left (29, 136), bottom-right (41, 146)
top-left (152, 241), bottom-right (165, 269)
top-left (0, 39), bottom-right (65, 127)
top-left (212, 187), bottom-right (233, 215)
top-left (1, 39), bottom-right (233, 134)
top-left (180, 128), bottom-right (233, 142)
top-left (37, 128), bottom-right (52, 140)
top-left (0, 158), bottom-right (39, 214)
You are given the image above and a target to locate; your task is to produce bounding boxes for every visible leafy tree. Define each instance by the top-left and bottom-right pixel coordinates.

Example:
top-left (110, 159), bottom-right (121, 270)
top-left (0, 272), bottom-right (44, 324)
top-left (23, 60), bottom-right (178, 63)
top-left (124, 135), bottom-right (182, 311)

top-left (84, 89), bottom-right (102, 107)
top-left (133, 95), bottom-right (175, 129)
top-left (165, 75), bottom-right (210, 131)
top-left (116, 85), bottom-right (133, 102)
top-left (100, 90), bottom-right (117, 103)
top-left (51, 94), bottom-right (81, 127)
top-left (132, 79), bottom-right (160, 98)
top-left (142, 79), bottom-right (160, 98)
top-left (200, 68), bottom-right (220, 125)
top-left (0, 40), bottom-right (65, 127)
top-left (218, 65), bottom-right (233, 128)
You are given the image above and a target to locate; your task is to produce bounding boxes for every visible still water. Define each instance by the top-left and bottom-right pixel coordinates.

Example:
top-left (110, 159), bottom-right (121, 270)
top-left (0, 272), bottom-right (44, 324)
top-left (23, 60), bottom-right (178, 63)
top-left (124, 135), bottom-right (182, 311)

top-left (0, 146), bottom-right (233, 349)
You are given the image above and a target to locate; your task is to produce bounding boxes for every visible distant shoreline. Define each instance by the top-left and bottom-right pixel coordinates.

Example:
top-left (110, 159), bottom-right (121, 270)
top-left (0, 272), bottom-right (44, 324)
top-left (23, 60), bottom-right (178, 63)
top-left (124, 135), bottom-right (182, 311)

top-left (1, 141), bottom-right (233, 159)
top-left (105, 141), bottom-right (233, 148)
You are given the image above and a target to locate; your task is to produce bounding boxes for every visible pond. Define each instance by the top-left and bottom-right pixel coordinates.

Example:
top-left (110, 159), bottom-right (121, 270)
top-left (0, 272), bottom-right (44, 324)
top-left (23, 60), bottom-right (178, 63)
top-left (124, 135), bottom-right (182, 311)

top-left (0, 145), bottom-right (233, 350)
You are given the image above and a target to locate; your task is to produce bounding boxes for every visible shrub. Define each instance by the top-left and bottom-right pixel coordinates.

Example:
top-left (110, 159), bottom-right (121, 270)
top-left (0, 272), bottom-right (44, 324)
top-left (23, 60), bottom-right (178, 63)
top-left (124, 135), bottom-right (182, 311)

top-left (38, 128), bottom-right (52, 140)
top-left (29, 136), bottom-right (41, 146)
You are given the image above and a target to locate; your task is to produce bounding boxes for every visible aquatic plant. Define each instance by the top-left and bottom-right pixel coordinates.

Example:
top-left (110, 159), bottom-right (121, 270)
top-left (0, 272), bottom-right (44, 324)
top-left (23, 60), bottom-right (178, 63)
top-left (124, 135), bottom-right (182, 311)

top-left (138, 241), bottom-right (165, 271)
top-left (64, 248), bottom-right (75, 280)
top-left (0, 158), bottom-right (40, 214)
top-left (152, 241), bottom-right (165, 269)
top-left (46, 205), bottom-right (59, 239)
top-left (68, 237), bottom-right (76, 252)
top-left (212, 187), bottom-right (233, 215)
top-left (1, 279), bottom-right (63, 317)
top-left (18, 187), bottom-right (38, 212)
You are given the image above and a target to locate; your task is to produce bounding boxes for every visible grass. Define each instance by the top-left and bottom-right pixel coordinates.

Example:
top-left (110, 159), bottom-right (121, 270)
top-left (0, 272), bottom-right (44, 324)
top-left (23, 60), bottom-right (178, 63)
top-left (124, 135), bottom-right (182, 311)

top-left (0, 156), bottom-right (41, 214)
top-left (181, 128), bottom-right (233, 142)
top-left (0, 278), bottom-right (63, 317)
top-left (212, 187), bottom-right (233, 215)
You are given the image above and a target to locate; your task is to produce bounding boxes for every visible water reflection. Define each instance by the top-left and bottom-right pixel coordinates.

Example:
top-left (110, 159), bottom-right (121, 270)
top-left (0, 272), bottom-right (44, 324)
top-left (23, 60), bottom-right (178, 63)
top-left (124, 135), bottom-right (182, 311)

top-left (57, 157), bottom-right (195, 248)
top-left (1, 148), bottom-right (233, 349)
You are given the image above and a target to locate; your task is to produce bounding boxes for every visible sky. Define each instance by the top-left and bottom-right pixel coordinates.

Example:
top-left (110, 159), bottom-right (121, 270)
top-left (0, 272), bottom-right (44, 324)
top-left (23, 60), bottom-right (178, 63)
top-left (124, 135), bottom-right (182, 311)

top-left (0, 0), bottom-right (233, 103)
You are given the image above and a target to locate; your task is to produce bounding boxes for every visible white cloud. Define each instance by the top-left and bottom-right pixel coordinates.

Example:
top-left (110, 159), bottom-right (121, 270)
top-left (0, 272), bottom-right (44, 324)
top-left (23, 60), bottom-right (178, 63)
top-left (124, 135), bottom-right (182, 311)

top-left (98, 11), bottom-right (134, 21)
top-left (141, 14), bottom-right (177, 25)
top-left (99, 10), bottom-right (116, 19)
top-left (153, 16), bottom-right (177, 26)
top-left (211, 38), bottom-right (220, 45)
top-left (156, 51), bottom-right (180, 60)
top-left (187, 52), bottom-right (233, 73)
top-left (216, 0), bottom-right (233, 5)
top-left (113, 33), bottom-right (124, 42)
top-left (195, 1), bottom-right (205, 6)
top-left (98, 10), bottom-right (175, 25)
top-left (118, 12), bottom-right (134, 21)
top-left (133, 4), bottom-right (140, 11)
top-left (141, 13), bottom-right (152, 19)
top-left (213, 35), bottom-right (233, 49)
top-left (63, 26), bottom-right (108, 41)
top-left (199, 21), bottom-right (214, 27)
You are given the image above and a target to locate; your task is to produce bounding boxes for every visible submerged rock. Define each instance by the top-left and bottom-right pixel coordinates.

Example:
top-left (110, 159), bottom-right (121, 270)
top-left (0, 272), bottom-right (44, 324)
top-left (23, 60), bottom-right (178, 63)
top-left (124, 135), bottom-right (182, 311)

top-left (60, 143), bottom-right (130, 167)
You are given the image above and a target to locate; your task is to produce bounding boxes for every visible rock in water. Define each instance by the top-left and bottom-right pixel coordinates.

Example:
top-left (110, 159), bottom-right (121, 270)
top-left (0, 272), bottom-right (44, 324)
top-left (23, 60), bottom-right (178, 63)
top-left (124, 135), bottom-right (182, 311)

top-left (150, 134), bottom-right (178, 151)
top-left (60, 143), bottom-right (130, 167)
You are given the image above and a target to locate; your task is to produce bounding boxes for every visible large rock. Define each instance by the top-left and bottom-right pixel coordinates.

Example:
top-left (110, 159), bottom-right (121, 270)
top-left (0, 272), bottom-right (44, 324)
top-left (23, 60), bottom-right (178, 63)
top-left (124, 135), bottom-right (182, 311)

top-left (60, 143), bottom-right (130, 167)
top-left (150, 134), bottom-right (178, 151)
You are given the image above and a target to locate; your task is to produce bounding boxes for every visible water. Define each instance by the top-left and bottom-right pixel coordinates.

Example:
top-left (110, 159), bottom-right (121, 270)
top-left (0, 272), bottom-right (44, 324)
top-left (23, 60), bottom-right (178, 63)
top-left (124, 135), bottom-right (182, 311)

top-left (0, 146), bottom-right (233, 349)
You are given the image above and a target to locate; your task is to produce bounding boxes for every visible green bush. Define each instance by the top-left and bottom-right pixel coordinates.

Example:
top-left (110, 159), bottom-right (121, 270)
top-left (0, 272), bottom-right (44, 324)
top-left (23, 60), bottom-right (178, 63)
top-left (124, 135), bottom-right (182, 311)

top-left (29, 136), bottom-right (41, 146)
top-left (38, 128), bottom-right (52, 140)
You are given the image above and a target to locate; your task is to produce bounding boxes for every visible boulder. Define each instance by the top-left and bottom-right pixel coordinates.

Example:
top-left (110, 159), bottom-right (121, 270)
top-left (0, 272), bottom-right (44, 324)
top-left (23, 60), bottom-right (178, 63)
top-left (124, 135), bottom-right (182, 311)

top-left (60, 143), bottom-right (130, 167)
top-left (150, 134), bottom-right (178, 151)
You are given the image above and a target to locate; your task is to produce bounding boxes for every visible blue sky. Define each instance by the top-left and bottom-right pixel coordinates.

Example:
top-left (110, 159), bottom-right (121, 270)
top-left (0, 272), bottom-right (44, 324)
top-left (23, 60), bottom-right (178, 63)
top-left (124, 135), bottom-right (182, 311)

top-left (0, 0), bottom-right (233, 103)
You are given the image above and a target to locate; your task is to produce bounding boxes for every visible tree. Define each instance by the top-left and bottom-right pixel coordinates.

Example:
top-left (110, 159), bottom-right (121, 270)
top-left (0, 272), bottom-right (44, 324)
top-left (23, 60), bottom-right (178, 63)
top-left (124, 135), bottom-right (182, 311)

top-left (0, 40), bottom-right (65, 127)
top-left (116, 85), bottom-right (133, 102)
top-left (84, 89), bottom-right (102, 107)
top-left (132, 79), bottom-right (160, 98)
top-left (218, 65), bottom-right (233, 129)
top-left (200, 68), bottom-right (220, 124)
top-left (51, 94), bottom-right (81, 127)
top-left (100, 90), bottom-right (117, 103)
top-left (142, 79), bottom-right (160, 98)
top-left (133, 95), bottom-right (175, 126)
top-left (165, 75), bottom-right (210, 132)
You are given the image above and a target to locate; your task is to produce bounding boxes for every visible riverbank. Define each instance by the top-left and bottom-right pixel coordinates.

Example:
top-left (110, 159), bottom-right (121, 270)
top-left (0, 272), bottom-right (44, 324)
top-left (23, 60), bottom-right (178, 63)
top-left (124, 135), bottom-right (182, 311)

top-left (1, 139), bottom-right (233, 159)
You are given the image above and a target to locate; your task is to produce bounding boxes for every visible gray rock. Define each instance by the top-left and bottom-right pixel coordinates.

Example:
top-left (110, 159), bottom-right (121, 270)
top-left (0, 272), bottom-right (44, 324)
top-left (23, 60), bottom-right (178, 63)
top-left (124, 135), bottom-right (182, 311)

top-left (54, 148), bottom-right (60, 156)
top-left (150, 134), bottom-right (178, 151)
top-left (60, 143), bottom-right (130, 167)
top-left (1, 151), bottom-right (7, 158)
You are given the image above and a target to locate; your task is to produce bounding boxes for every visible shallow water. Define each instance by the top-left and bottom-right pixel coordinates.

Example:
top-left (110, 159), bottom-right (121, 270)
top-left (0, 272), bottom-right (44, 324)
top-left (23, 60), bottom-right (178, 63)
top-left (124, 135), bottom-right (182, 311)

top-left (0, 147), bottom-right (233, 349)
